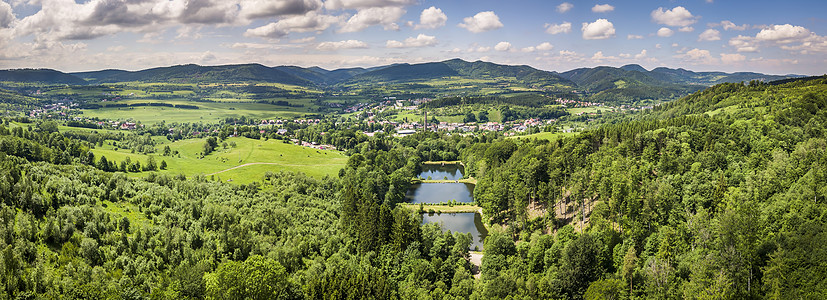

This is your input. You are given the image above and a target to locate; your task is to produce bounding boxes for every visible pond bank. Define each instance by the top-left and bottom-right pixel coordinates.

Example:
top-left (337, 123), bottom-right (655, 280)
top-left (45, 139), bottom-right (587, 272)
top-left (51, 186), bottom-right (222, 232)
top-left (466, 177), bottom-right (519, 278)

top-left (398, 203), bottom-right (480, 213)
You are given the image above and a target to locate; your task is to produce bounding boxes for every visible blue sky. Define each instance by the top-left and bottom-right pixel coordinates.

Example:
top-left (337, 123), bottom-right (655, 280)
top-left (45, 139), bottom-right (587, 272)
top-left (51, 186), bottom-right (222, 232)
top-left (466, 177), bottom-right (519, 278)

top-left (0, 0), bottom-right (824, 74)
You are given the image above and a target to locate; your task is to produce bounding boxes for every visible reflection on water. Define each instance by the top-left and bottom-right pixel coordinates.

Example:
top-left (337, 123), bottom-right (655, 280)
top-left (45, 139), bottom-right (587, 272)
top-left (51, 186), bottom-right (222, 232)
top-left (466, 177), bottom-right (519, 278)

top-left (418, 164), bottom-right (464, 181)
top-left (422, 212), bottom-right (488, 250)
top-left (406, 183), bottom-right (475, 204)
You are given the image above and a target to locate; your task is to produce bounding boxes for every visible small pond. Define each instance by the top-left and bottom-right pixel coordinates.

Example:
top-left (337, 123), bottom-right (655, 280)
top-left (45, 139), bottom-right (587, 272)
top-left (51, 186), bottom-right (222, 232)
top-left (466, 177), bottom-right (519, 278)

top-left (418, 164), bottom-right (464, 181)
top-left (422, 212), bottom-right (488, 251)
top-left (405, 183), bottom-right (475, 204)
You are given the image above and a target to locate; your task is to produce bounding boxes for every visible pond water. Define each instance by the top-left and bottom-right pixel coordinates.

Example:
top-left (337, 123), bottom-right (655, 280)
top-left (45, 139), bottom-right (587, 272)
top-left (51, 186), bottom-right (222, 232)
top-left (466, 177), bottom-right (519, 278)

top-left (422, 212), bottom-right (488, 251)
top-left (405, 183), bottom-right (475, 204)
top-left (418, 164), bottom-right (464, 181)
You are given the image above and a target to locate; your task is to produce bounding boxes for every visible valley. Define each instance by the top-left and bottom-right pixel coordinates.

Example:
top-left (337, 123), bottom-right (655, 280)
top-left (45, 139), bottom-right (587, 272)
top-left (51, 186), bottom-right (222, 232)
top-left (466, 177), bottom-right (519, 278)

top-left (0, 59), bottom-right (823, 299)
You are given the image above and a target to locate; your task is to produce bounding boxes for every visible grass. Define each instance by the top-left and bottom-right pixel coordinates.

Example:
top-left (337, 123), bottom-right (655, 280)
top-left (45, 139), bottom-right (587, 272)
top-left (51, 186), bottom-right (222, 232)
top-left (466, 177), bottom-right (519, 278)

top-left (704, 105), bottom-right (741, 117)
top-left (566, 107), bottom-right (611, 115)
top-left (101, 200), bottom-right (150, 230)
top-left (81, 98), bottom-right (317, 124)
top-left (91, 136), bottom-right (347, 184)
top-left (509, 131), bottom-right (577, 141)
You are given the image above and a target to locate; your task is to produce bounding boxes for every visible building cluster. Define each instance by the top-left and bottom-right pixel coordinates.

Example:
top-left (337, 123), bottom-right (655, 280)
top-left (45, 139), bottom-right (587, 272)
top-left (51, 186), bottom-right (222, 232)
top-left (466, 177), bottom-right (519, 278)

top-left (28, 102), bottom-right (76, 118)
top-left (555, 98), bottom-right (602, 107)
top-left (290, 139), bottom-right (337, 151)
top-left (388, 118), bottom-right (560, 137)
top-left (344, 98), bottom-right (433, 114)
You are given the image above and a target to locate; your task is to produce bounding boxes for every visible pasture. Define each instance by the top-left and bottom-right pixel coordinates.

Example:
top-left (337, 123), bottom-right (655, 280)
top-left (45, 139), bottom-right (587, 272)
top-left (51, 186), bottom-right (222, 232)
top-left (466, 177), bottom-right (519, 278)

top-left (90, 136), bottom-right (347, 184)
top-left (81, 98), bottom-right (318, 124)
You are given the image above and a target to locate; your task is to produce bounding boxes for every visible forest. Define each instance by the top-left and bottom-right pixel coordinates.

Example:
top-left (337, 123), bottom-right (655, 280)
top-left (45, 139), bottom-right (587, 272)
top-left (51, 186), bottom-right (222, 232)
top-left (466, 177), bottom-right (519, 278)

top-left (0, 77), bottom-right (823, 299)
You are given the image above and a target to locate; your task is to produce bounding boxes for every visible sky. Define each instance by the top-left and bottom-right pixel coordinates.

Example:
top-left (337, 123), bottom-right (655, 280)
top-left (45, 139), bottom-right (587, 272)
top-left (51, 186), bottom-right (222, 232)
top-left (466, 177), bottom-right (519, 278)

top-left (0, 0), bottom-right (824, 75)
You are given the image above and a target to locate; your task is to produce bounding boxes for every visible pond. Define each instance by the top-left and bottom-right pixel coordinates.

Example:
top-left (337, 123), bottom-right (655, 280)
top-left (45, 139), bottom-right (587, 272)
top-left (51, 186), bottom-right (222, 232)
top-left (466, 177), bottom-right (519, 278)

top-left (418, 164), bottom-right (464, 181)
top-left (422, 212), bottom-right (488, 251)
top-left (405, 183), bottom-right (475, 204)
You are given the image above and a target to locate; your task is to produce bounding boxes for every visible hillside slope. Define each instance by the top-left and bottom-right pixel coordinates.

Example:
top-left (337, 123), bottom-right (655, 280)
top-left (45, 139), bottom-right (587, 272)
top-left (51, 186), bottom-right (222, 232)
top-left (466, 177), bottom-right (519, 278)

top-left (0, 69), bottom-right (86, 85)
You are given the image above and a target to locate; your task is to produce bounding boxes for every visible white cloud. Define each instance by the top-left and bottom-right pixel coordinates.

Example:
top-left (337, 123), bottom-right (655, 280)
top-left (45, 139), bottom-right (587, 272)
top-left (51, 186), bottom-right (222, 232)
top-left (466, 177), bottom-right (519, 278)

top-left (316, 39), bottom-right (368, 51)
top-left (591, 51), bottom-right (616, 62)
top-left (521, 46), bottom-right (535, 52)
top-left (339, 7), bottom-right (405, 33)
top-left (581, 19), bottom-right (615, 40)
top-left (245, 12), bottom-right (343, 38)
top-left (627, 34), bottom-right (644, 40)
top-left (494, 41), bottom-right (512, 51)
top-left (635, 49), bottom-right (648, 59)
top-left (698, 29), bottom-right (720, 41)
top-left (324, 0), bottom-right (415, 10)
top-left (729, 35), bottom-right (758, 52)
top-left (651, 6), bottom-right (697, 27)
top-left (291, 36), bottom-right (316, 43)
top-left (468, 46), bottom-right (490, 52)
top-left (657, 27), bottom-right (674, 37)
top-left (545, 22), bottom-right (572, 34)
top-left (536, 42), bottom-right (554, 51)
top-left (239, 0), bottom-right (323, 20)
top-left (415, 6), bottom-right (447, 29)
top-left (679, 26), bottom-right (694, 32)
top-left (720, 53), bottom-right (746, 64)
top-left (0, 1), bottom-right (13, 28)
top-left (557, 2), bottom-right (573, 13)
top-left (386, 34), bottom-right (437, 48)
top-left (755, 24), bottom-right (811, 43)
top-left (106, 45), bottom-right (126, 52)
top-left (726, 24), bottom-right (827, 54)
top-left (458, 11), bottom-right (503, 33)
top-left (678, 48), bottom-right (717, 64)
top-left (591, 4), bottom-right (614, 13)
top-left (711, 20), bottom-right (748, 31)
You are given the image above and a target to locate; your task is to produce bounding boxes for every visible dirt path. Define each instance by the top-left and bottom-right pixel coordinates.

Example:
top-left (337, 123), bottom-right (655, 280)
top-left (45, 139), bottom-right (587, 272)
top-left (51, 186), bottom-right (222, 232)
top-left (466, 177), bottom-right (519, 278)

top-left (469, 251), bottom-right (483, 279)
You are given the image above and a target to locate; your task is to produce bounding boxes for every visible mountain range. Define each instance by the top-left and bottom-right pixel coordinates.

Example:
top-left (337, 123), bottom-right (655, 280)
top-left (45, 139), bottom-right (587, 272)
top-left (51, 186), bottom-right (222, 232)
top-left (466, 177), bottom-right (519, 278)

top-left (0, 59), bottom-right (800, 98)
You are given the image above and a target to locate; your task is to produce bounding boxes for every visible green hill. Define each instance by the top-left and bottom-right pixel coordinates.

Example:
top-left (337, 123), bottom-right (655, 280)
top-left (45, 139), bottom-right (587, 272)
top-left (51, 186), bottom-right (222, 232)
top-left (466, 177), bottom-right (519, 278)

top-left (70, 69), bottom-right (130, 81)
top-left (0, 69), bottom-right (86, 85)
top-left (94, 63), bottom-right (313, 85)
top-left (443, 58), bottom-right (575, 89)
top-left (341, 62), bottom-right (459, 85)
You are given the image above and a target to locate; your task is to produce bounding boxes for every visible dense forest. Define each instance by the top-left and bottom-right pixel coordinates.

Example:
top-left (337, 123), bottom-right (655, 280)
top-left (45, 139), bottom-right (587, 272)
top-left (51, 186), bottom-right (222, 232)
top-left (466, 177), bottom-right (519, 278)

top-left (0, 77), bottom-right (823, 299)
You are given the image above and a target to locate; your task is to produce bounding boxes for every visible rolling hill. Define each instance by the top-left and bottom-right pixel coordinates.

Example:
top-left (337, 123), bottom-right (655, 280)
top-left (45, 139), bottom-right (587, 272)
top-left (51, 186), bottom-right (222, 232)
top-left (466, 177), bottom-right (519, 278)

top-left (0, 61), bottom-right (802, 104)
top-left (340, 62), bottom-right (460, 85)
top-left (0, 69), bottom-right (87, 85)
top-left (91, 63), bottom-right (313, 85)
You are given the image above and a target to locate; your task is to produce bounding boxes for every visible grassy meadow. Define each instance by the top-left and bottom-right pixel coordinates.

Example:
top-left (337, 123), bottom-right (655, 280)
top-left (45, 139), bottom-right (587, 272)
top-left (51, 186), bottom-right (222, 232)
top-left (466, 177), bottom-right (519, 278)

top-left (81, 98), bottom-right (317, 124)
top-left (90, 136), bottom-right (347, 184)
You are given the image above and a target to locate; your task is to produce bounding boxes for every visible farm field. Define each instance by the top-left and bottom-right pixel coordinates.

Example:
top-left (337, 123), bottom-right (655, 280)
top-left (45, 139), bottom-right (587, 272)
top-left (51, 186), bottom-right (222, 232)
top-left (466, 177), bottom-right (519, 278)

top-left (80, 98), bottom-right (318, 124)
top-left (90, 136), bottom-right (347, 184)
top-left (565, 106), bottom-right (612, 115)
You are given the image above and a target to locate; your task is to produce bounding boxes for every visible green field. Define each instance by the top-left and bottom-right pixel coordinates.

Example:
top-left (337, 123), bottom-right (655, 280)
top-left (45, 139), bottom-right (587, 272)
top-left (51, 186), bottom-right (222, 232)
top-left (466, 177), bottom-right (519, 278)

top-left (509, 131), bottom-right (577, 141)
top-left (81, 98), bottom-right (317, 124)
top-left (566, 106), bottom-right (612, 115)
top-left (91, 136), bottom-right (347, 184)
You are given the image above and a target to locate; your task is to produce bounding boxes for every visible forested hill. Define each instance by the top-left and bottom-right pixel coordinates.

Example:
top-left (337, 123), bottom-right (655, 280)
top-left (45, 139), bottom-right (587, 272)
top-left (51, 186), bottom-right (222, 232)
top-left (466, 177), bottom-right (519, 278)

top-left (86, 63), bottom-right (314, 85)
top-left (2, 61), bottom-right (800, 101)
top-left (0, 69), bottom-right (87, 85)
top-left (458, 76), bottom-right (827, 298)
